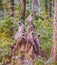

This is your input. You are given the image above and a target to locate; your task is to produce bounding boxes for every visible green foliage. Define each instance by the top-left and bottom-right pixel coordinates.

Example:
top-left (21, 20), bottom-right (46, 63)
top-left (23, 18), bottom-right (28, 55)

top-left (34, 18), bottom-right (53, 57)
top-left (0, 17), bottom-right (18, 37)
top-left (0, 17), bottom-right (17, 63)
top-left (0, 35), bottom-right (13, 64)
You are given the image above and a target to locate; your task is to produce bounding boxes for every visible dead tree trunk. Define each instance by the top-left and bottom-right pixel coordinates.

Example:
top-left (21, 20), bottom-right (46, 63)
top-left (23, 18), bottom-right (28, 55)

top-left (21, 0), bottom-right (26, 22)
top-left (50, 0), bottom-right (57, 63)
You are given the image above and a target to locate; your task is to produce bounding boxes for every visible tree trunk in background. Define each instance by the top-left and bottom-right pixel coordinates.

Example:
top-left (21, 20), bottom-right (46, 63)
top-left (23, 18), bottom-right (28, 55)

top-left (50, 0), bottom-right (54, 17)
top-left (32, 0), bottom-right (35, 12)
top-left (28, 0), bottom-right (30, 3)
top-left (50, 0), bottom-right (57, 63)
top-left (49, 0), bottom-right (52, 17)
top-left (21, 0), bottom-right (26, 22)
top-left (8, 0), bottom-right (14, 17)
top-left (0, 0), bottom-right (3, 11)
top-left (0, 0), bottom-right (3, 19)
top-left (45, 0), bottom-right (48, 13)
top-left (18, 0), bottom-right (22, 5)
top-left (52, 0), bottom-right (54, 6)
top-left (45, 0), bottom-right (49, 19)
top-left (37, 0), bottom-right (41, 16)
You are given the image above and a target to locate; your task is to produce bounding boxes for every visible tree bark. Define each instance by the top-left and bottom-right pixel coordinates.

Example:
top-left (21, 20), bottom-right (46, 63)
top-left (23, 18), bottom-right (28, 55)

top-left (8, 0), bottom-right (14, 17)
top-left (21, 0), bottom-right (26, 22)
top-left (50, 0), bottom-right (57, 63)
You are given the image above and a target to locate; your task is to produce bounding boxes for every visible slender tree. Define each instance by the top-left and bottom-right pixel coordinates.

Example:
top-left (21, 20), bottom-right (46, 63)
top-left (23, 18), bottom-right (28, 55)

top-left (45, 0), bottom-right (49, 19)
top-left (18, 0), bottom-right (22, 5)
top-left (28, 0), bottom-right (30, 3)
top-left (37, 0), bottom-right (41, 16)
top-left (0, 0), bottom-right (3, 11)
top-left (50, 0), bottom-right (57, 63)
top-left (21, 0), bottom-right (26, 22)
top-left (0, 0), bottom-right (3, 18)
top-left (32, 0), bottom-right (35, 13)
top-left (49, 0), bottom-right (52, 17)
top-left (8, 0), bottom-right (14, 16)
top-left (45, 0), bottom-right (48, 13)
